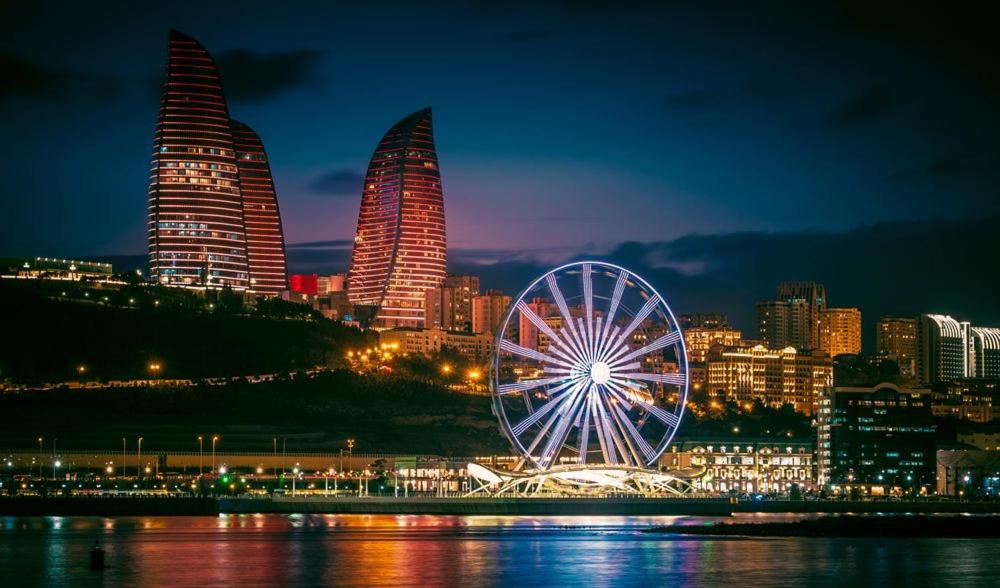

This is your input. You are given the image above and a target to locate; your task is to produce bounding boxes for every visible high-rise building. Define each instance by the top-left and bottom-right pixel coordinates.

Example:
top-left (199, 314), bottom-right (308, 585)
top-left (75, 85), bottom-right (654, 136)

top-left (683, 326), bottom-right (742, 364)
top-left (875, 317), bottom-right (918, 377)
top-left (705, 344), bottom-right (833, 416)
top-left (756, 299), bottom-right (810, 350)
top-left (759, 281), bottom-right (826, 350)
top-left (423, 286), bottom-right (457, 330)
top-left (472, 290), bottom-right (511, 336)
top-left (817, 383), bottom-right (936, 491)
top-left (147, 30), bottom-right (286, 294)
top-left (443, 275), bottom-right (480, 331)
top-left (819, 308), bottom-right (862, 357)
top-left (347, 108), bottom-right (447, 328)
top-left (230, 120), bottom-right (288, 294)
top-left (917, 314), bottom-right (970, 383)
top-left (970, 327), bottom-right (1000, 379)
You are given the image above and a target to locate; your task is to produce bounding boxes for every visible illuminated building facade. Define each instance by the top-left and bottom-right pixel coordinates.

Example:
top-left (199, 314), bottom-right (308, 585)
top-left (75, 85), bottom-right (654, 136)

top-left (289, 274), bottom-right (319, 295)
top-left (230, 120), bottom-right (288, 294)
top-left (876, 317), bottom-right (917, 377)
top-left (424, 286), bottom-right (457, 330)
top-left (970, 327), bottom-right (1000, 379)
top-left (471, 290), bottom-right (511, 336)
top-left (443, 274), bottom-right (480, 331)
top-left (378, 327), bottom-right (493, 359)
top-left (148, 30), bottom-right (248, 289)
top-left (347, 108), bottom-right (447, 328)
top-left (147, 30), bottom-right (286, 293)
top-left (917, 314), bottom-right (970, 383)
top-left (705, 344), bottom-right (833, 415)
top-left (817, 383), bottom-right (936, 492)
top-left (818, 307), bottom-right (862, 357)
top-left (662, 439), bottom-right (816, 494)
top-left (756, 299), bottom-right (810, 350)
top-left (757, 281), bottom-right (826, 350)
top-left (684, 326), bottom-right (742, 364)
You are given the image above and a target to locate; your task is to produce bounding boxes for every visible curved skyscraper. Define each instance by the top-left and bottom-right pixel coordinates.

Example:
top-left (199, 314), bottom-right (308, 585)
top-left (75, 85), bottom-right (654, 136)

top-left (147, 30), bottom-right (287, 294)
top-left (348, 108), bottom-right (447, 328)
top-left (231, 120), bottom-right (288, 294)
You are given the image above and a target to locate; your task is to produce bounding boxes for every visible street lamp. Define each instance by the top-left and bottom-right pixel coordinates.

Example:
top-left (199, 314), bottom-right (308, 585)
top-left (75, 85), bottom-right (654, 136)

top-left (137, 437), bottom-right (143, 479)
top-left (148, 362), bottom-right (162, 376)
top-left (37, 437), bottom-right (43, 479)
top-left (292, 465), bottom-right (301, 496)
top-left (198, 436), bottom-right (204, 475)
top-left (212, 436), bottom-right (219, 472)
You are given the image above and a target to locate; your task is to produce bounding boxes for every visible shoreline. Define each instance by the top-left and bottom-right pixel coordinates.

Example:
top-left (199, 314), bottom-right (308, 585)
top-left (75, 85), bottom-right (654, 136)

top-left (649, 514), bottom-right (1000, 538)
top-left (2, 496), bottom-right (1000, 517)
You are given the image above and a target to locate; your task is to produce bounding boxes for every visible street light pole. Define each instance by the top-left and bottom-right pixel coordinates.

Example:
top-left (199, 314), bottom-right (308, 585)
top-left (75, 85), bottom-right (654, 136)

top-left (211, 436), bottom-right (219, 472)
top-left (122, 438), bottom-right (126, 479)
top-left (137, 437), bottom-right (143, 479)
top-left (198, 436), bottom-right (203, 476)
top-left (37, 437), bottom-right (42, 479)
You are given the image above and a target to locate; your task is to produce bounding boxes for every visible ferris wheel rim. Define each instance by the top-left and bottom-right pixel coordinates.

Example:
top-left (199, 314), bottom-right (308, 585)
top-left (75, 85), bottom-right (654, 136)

top-left (490, 260), bottom-right (690, 471)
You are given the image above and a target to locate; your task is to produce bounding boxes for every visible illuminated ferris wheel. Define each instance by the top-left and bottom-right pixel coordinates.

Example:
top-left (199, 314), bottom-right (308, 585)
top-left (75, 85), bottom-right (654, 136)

top-left (492, 261), bottom-right (689, 472)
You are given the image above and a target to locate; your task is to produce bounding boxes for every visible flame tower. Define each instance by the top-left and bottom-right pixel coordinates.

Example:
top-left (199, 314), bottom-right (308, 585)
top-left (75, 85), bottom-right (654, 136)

top-left (231, 120), bottom-right (288, 294)
top-left (147, 30), bottom-right (287, 293)
top-left (348, 108), bottom-right (447, 327)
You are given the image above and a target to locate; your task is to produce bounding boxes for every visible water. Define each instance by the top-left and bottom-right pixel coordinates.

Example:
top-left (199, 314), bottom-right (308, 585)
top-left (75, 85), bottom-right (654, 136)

top-left (1, 514), bottom-right (997, 586)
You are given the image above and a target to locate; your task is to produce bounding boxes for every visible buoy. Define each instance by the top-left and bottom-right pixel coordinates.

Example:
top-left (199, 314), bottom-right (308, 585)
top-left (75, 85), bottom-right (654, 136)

top-left (90, 541), bottom-right (105, 571)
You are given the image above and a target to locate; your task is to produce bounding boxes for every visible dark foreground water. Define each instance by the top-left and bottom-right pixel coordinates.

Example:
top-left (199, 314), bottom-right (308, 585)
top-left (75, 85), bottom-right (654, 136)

top-left (1, 514), bottom-right (998, 586)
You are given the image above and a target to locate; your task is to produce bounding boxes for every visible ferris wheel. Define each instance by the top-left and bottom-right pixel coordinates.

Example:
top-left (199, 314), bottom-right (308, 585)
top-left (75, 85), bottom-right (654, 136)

top-left (492, 261), bottom-right (689, 472)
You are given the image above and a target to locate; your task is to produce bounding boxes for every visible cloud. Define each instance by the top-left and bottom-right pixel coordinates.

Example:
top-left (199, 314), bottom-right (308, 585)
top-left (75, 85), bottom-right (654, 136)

top-left (215, 48), bottom-right (322, 102)
top-left (0, 53), bottom-right (124, 101)
top-left (829, 85), bottom-right (896, 127)
top-left (308, 169), bottom-right (365, 197)
top-left (889, 157), bottom-right (964, 182)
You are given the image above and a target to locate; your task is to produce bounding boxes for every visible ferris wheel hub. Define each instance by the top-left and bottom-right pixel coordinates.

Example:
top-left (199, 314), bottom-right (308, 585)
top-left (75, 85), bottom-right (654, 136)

top-left (589, 361), bottom-right (611, 385)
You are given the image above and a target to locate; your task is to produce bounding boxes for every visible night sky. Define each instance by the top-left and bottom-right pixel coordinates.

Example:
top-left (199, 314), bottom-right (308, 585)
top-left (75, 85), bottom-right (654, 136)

top-left (2, 1), bottom-right (998, 341)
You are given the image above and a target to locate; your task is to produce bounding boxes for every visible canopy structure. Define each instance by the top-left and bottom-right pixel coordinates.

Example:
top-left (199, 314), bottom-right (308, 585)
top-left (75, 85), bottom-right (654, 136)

top-left (465, 462), bottom-right (703, 497)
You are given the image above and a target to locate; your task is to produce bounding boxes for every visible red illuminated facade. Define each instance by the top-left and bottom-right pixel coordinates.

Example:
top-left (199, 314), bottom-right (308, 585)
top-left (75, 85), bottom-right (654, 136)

top-left (347, 108), bottom-right (447, 328)
top-left (289, 274), bottom-right (319, 295)
top-left (231, 120), bottom-right (288, 294)
top-left (147, 30), bottom-right (287, 294)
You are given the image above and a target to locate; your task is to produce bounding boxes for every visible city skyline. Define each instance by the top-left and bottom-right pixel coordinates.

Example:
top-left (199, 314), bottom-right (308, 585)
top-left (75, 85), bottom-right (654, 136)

top-left (2, 3), bottom-right (998, 341)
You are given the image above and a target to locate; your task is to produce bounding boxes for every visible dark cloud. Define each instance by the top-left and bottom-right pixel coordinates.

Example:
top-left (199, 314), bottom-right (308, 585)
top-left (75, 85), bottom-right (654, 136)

top-left (450, 217), bottom-right (1000, 352)
top-left (501, 30), bottom-right (553, 42)
top-left (308, 169), bottom-right (365, 197)
top-left (889, 157), bottom-right (964, 182)
top-left (0, 53), bottom-right (124, 101)
top-left (829, 86), bottom-right (896, 127)
top-left (215, 48), bottom-right (322, 102)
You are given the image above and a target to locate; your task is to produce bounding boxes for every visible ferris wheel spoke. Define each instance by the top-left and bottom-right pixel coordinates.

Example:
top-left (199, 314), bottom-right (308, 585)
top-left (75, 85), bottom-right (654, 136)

top-left (595, 393), bottom-right (636, 466)
top-left (576, 317), bottom-right (594, 364)
top-left (617, 392), bottom-right (680, 429)
top-left (610, 399), bottom-right (657, 464)
top-left (612, 295), bottom-right (660, 350)
top-left (512, 384), bottom-right (577, 436)
top-left (601, 270), bottom-right (629, 342)
top-left (545, 274), bottom-right (588, 359)
top-left (577, 393), bottom-right (592, 464)
top-left (613, 371), bottom-right (687, 387)
top-left (515, 301), bottom-right (585, 365)
top-left (537, 383), bottom-right (589, 469)
top-left (601, 380), bottom-right (636, 411)
top-left (499, 339), bottom-right (574, 369)
top-left (497, 376), bottom-right (565, 396)
top-left (588, 391), bottom-right (614, 464)
top-left (593, 324), bottom-right (619, 367)
top-left (606, 331), bottom-right (683, 368)
top-left (582, 263), bottom-right (594, 344)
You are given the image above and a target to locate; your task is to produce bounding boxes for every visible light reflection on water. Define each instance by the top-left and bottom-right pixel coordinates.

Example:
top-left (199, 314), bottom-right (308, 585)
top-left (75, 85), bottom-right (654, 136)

top-left (0, 514), bottom-right (997, 586)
